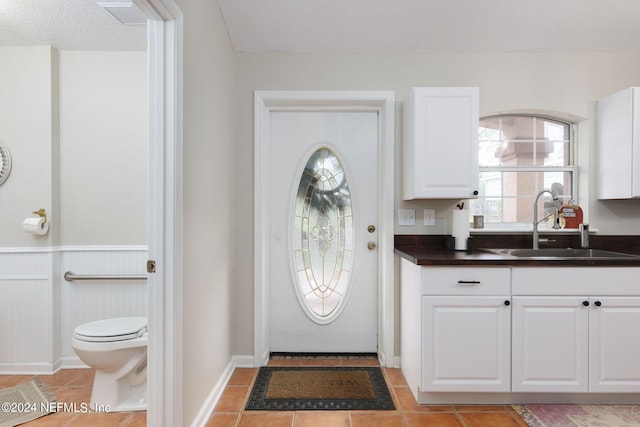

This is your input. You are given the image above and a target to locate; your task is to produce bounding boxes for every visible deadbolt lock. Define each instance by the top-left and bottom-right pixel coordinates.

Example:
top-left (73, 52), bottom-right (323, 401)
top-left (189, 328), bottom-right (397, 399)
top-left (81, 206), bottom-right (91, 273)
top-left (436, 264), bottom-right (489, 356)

top-left (367, 225), bottom-right (376, 233)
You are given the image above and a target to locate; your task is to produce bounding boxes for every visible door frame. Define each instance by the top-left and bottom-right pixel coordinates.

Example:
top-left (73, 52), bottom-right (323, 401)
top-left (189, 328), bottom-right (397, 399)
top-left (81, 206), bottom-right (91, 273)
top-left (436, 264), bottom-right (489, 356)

top-left (254, 91), bottom-right (395, 366)
top-left (134, 0), bottom-right (183, 425)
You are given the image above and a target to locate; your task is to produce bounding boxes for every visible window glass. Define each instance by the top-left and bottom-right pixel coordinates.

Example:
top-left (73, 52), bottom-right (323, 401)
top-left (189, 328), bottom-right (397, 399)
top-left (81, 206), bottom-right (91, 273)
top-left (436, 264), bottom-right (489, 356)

top-left (471, 115), bottom-right (575, 228)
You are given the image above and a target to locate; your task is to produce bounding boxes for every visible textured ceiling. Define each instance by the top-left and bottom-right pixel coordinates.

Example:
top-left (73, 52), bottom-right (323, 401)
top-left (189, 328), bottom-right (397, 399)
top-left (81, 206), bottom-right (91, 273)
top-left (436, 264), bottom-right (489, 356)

top-left (0, 0), bottom-right (146, 51)
top-left (2, 0), bottom-right (640, 53)
top-left (218, 0), bottom-right (640, 53)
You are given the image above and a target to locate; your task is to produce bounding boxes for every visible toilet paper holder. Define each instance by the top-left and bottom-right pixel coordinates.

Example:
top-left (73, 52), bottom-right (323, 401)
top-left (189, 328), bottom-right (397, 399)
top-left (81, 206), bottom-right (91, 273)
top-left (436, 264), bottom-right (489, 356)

top-left (32, 208), bottom-right (47, 224)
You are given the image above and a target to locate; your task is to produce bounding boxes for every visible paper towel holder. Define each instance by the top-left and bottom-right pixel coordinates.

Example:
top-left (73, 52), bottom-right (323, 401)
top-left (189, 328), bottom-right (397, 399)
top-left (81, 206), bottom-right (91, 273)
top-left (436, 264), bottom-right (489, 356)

top-left (446, 236), bottom-right (474, 251)
top-left (32, 208), bottom-right (47, 224)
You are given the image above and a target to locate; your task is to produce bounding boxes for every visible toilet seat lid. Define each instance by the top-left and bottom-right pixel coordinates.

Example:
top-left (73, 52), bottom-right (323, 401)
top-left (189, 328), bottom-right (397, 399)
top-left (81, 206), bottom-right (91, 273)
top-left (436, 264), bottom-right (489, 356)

top-left (74, 317), bottom-right (147, 342)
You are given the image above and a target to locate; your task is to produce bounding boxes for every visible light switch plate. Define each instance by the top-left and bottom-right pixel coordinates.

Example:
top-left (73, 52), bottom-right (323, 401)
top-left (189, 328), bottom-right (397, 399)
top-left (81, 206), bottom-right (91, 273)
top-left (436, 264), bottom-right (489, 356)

top-left (398, 209), bottom-right (416, 226)
top-left (424, 209), bottom-right (436, 226)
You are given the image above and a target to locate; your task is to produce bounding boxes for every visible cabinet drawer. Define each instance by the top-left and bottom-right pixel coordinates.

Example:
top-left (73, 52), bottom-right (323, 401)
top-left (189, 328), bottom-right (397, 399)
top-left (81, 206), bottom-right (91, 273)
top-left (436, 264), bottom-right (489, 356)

top-left (422, 267), bottom-right (510, 295)
top-left (512, 267), bottom-right (640, 295)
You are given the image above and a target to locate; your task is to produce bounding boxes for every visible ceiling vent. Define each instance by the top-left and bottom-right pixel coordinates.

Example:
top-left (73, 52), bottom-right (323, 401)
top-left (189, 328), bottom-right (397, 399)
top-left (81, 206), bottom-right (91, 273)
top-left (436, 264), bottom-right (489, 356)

top-left (96, 1), bottom-right (146, 25)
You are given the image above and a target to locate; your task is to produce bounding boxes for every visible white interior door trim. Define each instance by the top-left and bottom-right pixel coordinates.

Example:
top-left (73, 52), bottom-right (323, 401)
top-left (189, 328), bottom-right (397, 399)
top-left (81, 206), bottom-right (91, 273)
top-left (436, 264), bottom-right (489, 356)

top-left (137, 0), bottom-right (183, 425)
top-left (254, 91), bottom-right (395, 366)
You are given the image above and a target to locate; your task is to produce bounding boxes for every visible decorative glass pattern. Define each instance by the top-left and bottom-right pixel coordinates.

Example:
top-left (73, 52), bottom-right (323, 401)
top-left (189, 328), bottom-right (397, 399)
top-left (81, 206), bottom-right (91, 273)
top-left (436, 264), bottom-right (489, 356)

top-left (293, 147), bottom-right (353, 322)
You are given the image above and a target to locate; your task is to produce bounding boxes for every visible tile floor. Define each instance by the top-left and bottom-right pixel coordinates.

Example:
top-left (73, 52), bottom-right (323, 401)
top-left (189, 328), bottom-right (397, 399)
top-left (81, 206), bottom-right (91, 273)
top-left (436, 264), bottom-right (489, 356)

top-left (0, 369), bottom-right (145, 426)
top-left (205, 355), bottom-right (529, 427)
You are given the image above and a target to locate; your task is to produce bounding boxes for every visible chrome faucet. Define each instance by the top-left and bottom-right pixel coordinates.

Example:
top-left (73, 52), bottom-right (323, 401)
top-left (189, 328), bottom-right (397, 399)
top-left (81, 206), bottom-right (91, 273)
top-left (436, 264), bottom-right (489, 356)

top-left (533, 190), bottom-right (560, 250)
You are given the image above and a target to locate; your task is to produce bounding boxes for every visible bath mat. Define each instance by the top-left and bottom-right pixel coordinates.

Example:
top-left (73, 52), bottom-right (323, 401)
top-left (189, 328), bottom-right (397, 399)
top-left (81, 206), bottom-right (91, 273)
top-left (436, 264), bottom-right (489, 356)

top-left (245, 366), bottom-right (395, 410)
top-left (0, 379), bottom-right (56, 427)
top-left (512, 404), bottom-right (640, 427)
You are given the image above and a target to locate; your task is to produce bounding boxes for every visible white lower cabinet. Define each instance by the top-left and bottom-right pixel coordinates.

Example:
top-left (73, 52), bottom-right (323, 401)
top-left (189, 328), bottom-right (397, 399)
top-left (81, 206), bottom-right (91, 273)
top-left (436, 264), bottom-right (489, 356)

top-left (512, 268), bottom-right (640, 394)
top-left (512, 296), bottom-right (589, 392)
top-left (422, 296), bottom-right (510, 392)
top-left (398, 261), bottom-right (511, 394)
top-left (512, 295), bottom-right (640, 393)
top-left (401, 261), bottom-right (640, 403)
top-left (589, 297), bottom-right (640, 392)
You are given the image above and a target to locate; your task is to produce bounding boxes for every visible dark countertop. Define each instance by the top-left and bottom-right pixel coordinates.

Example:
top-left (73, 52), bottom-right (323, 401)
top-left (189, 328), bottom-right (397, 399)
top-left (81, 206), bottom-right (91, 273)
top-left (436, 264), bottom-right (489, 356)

top-left (395, 234), bottom-right (640, 267)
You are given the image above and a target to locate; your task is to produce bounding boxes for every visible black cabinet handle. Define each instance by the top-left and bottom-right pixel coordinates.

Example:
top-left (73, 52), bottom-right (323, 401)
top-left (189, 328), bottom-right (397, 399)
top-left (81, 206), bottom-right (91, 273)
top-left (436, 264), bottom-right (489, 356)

top-left (595, 301), bottom-right (602, 307)
top-left (473, 190), bottom-right (479, 196)
top-left (457, 280), bottom-right (480, 286)
top-left (504, 300), bottom-right (510, 306)
top-left (583, 301), bottom-right (589, 306)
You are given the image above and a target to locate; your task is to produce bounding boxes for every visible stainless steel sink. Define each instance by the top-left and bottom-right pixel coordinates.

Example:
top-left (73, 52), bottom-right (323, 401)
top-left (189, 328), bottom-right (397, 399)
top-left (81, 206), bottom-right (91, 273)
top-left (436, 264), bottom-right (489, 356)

top-left (483, 248), bottom-right (640, 259)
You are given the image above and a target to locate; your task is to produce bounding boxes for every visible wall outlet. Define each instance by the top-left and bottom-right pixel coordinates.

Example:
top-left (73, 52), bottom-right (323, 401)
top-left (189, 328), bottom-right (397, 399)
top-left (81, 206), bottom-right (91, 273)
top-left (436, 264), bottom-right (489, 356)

top-left (424, 209), bottom-right (436, 226)
top-left (398, 209), bottom-right (416, 226)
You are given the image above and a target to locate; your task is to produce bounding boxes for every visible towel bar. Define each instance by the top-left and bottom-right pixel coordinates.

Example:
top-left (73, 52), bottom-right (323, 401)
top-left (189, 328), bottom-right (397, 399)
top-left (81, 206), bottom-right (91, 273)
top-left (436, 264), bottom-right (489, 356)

top-left (64, 271), bottom-right (147, 282)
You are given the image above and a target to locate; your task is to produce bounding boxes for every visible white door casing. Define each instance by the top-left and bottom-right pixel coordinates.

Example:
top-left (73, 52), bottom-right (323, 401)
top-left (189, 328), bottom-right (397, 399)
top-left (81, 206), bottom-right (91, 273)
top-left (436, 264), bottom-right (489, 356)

top-left (269, 111), bottom-right (377, 352)
top-left (137, 0), bottom-right (183, 425)
top-left (254, 91), bottom-right (395, 366)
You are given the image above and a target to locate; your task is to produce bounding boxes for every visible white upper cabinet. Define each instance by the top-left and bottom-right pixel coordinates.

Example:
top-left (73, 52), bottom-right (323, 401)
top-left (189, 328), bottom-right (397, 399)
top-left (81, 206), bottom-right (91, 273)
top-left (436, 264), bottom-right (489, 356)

top-left (403, 87), bottom-right (479, 200)
top-left (597, 87), bottom-right (640, 199)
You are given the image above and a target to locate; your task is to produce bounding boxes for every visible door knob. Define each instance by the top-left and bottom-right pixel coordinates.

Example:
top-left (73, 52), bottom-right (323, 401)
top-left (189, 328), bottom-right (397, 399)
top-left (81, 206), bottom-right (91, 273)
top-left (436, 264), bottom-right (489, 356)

top-left (367, 241), bottom-right (377, 250)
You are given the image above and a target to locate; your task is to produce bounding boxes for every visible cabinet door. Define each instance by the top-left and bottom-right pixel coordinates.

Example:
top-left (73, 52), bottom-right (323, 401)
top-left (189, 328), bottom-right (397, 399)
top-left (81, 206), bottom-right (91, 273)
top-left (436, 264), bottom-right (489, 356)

top-left (404, 87), bottom-right (479, 199)
top-left (512, 296), bottom-right (588, 392)
top-left (590, 297), bottom-right (640, 392)
top-left (597, 86), bottom-right (640, 199)
top-left (421, 296), bottom-right (510, 392)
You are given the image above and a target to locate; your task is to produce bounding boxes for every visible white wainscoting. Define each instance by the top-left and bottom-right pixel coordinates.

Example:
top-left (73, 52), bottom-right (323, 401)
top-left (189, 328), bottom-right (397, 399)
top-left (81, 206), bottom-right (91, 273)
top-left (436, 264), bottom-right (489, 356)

top-left (0, 246), bottom-right (148, 374)
top-left (0, 250), bottom-right (54, 373)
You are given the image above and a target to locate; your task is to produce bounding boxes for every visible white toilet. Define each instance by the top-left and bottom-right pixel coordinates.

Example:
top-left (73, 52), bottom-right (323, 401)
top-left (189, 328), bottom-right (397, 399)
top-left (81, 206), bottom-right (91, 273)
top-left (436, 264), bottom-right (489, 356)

top-left (71, 317), bottom-right (148, 412)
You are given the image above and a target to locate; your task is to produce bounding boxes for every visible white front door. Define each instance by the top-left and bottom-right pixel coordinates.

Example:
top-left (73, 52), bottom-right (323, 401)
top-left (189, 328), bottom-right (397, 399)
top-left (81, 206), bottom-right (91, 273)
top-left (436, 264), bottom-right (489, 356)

top-left (268, 111), bottom-right (378, 352)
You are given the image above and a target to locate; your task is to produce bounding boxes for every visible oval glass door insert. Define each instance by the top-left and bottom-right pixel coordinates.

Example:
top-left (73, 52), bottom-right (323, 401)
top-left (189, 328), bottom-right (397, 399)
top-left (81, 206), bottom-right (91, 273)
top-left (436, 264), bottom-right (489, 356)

top-left (292, 147), bottom-right (353, 323)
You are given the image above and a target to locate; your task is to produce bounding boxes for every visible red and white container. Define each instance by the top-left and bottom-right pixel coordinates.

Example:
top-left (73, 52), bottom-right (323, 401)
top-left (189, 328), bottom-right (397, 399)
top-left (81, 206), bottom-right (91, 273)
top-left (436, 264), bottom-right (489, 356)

top-left (559, 200), bottom-right (583, 229)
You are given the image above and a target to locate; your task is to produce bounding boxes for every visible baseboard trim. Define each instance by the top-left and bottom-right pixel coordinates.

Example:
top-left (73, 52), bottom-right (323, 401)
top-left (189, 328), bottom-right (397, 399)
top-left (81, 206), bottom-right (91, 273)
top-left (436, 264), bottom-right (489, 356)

top-left (0, 363), bottom-right (58, 375)
top-left (189, 355), bottom-right (255, 427)
top-left (59, 356), bottom-right (89, 370)
top-left (0, 356), bottom-right (89, 375)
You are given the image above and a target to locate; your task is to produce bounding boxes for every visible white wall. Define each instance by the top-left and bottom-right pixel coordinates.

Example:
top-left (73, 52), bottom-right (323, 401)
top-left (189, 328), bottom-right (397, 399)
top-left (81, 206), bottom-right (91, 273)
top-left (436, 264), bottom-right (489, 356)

top-left (232, 51), bottom-right (640, 356)
top-left (0, 47), bottom-right (147, 247)
top-left (59, 51), bottom-right (147, 245)
top-left (176, 0), bottom-right (237, 424)
top-left (0, 46), bottom-right (57, 247)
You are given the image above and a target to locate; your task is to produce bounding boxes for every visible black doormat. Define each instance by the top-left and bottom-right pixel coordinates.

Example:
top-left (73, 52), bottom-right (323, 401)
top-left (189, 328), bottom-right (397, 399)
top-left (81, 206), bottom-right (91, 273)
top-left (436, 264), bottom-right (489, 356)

top-left (245, 366), bottom-right (395, 411)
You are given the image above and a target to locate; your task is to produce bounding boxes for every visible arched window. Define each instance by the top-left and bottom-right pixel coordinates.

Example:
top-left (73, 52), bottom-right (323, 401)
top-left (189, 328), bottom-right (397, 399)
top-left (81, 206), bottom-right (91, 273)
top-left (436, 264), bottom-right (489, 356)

top-left (469, 114), bottom-right (577, 228)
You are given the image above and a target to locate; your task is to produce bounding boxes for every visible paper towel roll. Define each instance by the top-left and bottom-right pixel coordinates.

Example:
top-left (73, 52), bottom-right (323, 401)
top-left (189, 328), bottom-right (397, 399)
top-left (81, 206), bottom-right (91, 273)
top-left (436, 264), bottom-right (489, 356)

top-left (23, 217), bottom-right (49, 236)
top-left (452, 209), bottom-right (470, 250)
